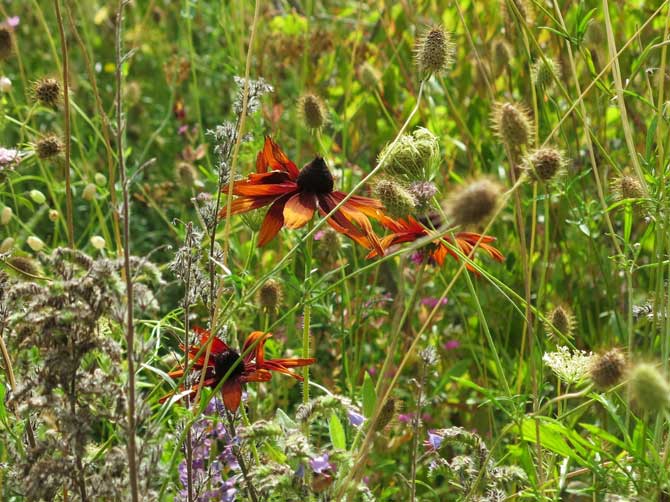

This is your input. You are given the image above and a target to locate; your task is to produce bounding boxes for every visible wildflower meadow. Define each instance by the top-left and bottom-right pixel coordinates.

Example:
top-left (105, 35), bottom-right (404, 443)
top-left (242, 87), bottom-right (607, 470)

top-left (2, 0), bottom-right (670, 500)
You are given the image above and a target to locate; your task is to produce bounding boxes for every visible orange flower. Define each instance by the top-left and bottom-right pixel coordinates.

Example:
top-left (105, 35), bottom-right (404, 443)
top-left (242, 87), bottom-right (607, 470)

top-left (367, 215), bottom-right (504, 271)
top-left (161, 327), bottom-right (315, 412)
top-left (220, 137), bottom-right (384, 253)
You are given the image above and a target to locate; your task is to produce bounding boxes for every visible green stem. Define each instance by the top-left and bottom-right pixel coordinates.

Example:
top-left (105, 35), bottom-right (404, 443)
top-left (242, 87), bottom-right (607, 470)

top-left (303, 220), bottom-right (314, 404)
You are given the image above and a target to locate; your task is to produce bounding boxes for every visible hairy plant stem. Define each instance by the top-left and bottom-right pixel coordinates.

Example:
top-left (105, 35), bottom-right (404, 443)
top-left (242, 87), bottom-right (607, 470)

top-left (114, 3), bottom-right (139, 500)
top-left (53, 0), bottom-right (75, 249)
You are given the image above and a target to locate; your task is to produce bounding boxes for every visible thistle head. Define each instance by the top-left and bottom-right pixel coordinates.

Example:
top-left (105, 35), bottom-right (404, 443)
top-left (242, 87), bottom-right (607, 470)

top-left (446, 178), bottom-right (501, 227)
top-left (299, 93), bottom-right (327, 130)
top-left (258, 279), bottom-right (283, 313)
top-left (493, 102), bottom-right (533, 149)
top-left (523, 147), bottom-right (566, 183)
top-left (358, 62), bottom-right (382, 90)
top-left (545, 305), bottom-right (575, 340)
top-left (415, 26), bottom-right (455, 77)
top-left (610, 173), bottom-right (644, 202)
top-left (33, 78), bottom-right (62, 108)
top-left (35, 135), bottom-right (63, 160)
top-left (589, 349), bottom-right (626, 390)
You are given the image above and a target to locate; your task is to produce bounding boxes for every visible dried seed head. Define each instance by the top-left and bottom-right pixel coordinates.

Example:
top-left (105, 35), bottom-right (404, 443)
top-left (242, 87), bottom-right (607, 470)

top-left (446, 178), bottom-right (501, 227)
top-left (374, 398), bottom-right (398, 432)
top-left (82, 183), bottom-right (97, 202)
top-left (524, 147), bottom-right (565, 182)
top-left (176, 162), bottom-right (198, 187)
top-left (415, 26), bottom-right (455, 77)
top-left (33, 78), bottom-right (62, 108)
top-left (358, 62), bottom-right (382, 90)
top-left (492, 39), bottom-right (513, 75)
top-left (545, 305), bottom-right (575, 340)
top-left (531, 58), bottom-right (561, 89)
top-left (8, 255), bottom-right (39, 276)
top-left (1, 206), bottom-right (12, 225)
top-left (611, 174), bottom-right (644, 202)
top-left (258, 278), bottom-right (283, 312)
top-left (493, 102), bottom-right (533, 149)
top-left (589, 349), bottom-right (626, 390)
top-left (299, 93), bottom-right (327, 130)
top-left (408, 181), bottom-right (438, 215)
top-left (35, 135), bottom-right (63, 160)
top-left (629, 363), bottom-right (670, 415)
top-left (0, 27), bottom-right (13, 60)
top-left (373, 179), bottom-right (416, 218)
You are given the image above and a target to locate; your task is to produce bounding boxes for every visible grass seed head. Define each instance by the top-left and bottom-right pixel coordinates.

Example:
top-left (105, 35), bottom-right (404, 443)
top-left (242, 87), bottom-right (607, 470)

top-left (589, 349), bottom-right (626, 390)
top-left (531, 58), bottom-right (561, 89)
top-left (35, 135), bottom-right (63, 160)
top-left (374, 178), bottom-right (416, 218)
top-left (493, 102), bottom-right (533, 149)
top-left (492, 39), bottom-right (513, 75)
top-left (258, 278), bottom-right (283, 312)
top-left (299, 93), bottom-right (327, 130)
top-left (0, 237), bottom-right (14, 253)
top-left (33, 77), bottom-right (62, 108)
top-left (629, 363), bottom-right (670, 415)
top-left (447, 178), bottom-right (501, 227)
top-left (415, 26), bottom-right (455, 77)
top-left (545, 305), bottom-right (575, 340)
top-left (524, 147), bottom-right (565, 182)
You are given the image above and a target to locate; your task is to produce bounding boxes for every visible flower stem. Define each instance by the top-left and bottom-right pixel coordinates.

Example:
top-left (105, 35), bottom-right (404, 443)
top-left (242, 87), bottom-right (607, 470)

top-left (303, 219), bottom-right (314, 404)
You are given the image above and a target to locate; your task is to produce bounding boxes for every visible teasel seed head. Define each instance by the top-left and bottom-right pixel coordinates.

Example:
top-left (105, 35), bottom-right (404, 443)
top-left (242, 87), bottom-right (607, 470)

top-left (374, 397), bottom-right (398, 432)
top-left (545, 305), bottom-right (575, 340)
top-left (7, 255), bottom-right (39, 276)
top-left (446, 178), bottom-right (501, 227)
top-left (0, 27), bottom-right (13, 61)
top-left (415, 26), bottom-right (455, 77)
top-left (589, 349), bottom-right (626, 390)
top-left (258, 278), bottom-right (283, 313)
top-left (493, 102), bottom-right (533, 149)
top-left (610, 173), bottom-right (644, 202)
top-left (373, 179), bottom-right (416, 218)
top-left (531, 58), bottom-right (561, 89)
top-left (1, 206), bottom-right (12, 225)
top-left (299, 93), bottom-right (328, 130)
top-left (523, 147), bottom-right (566, 182)
top-left (629, 363), bottom-right (670, 415)
top-left (35, 135), bottom-right (63, 160)
top-left (33, 78), bottom-right (62, 108)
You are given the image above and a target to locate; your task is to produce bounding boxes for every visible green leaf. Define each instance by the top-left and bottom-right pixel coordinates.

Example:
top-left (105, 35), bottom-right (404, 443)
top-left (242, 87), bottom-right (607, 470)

top-left (362, 372), bottom-right (376, 418)
top-left (329, 412), bottom-right (346, 450)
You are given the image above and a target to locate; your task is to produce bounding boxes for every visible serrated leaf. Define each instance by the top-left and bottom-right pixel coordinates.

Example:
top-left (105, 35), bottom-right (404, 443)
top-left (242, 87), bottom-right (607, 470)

top-left (329, 412), bottom-right (346, 450)
top-left (362, 373), bottom-right (376, 418)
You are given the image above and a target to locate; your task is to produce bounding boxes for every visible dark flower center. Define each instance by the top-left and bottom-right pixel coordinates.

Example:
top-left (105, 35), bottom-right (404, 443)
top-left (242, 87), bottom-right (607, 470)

top-left (296, 157), bottom-right (334, 194)
top-left (213, 349), bottom-right (246, 381)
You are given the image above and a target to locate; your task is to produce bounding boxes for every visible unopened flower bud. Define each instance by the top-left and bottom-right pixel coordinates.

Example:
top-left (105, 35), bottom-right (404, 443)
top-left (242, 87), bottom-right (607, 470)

top-left (0, 76), bottom-right (12, 92)
top-left (94, 173), bottom-right (107, 186)
top-left (48, 209), bottom-right (59, 222)
top-left (373, 179), bottom-right (416, 218)
top-left (545, 305), bottom-right (575, 339)
top-left (90, 235), bottom-right (106, 249)
top-left (26, 235), bottom-right (45, 252)
top-left (29, 189), bottom-right (46, 204)
top-left (1, 206), bottom-right (12, 225)
top-left (0, 237), bottom-right (14, 253)
top-left (82, 183), bottom-right (97, 201)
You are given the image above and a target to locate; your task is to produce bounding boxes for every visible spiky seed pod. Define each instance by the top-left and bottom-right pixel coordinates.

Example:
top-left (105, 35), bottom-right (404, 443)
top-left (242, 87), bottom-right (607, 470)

top-left (374, 398), bottom-right (397, 432)
top-left (492, 39), bottom-right (513, 75)
top-left (258, 279), bottom-right (283, 312)
top-left (8, 256), bottom-right (39, 276)
top-left (373, 179), bottom-right (416, 218)
top-left (493, 102), bottom-right (533, 149)
top-left (447, 179), bottom-right (501, 227)
top-left (33, 78), bottom-right (62, 108)
top-left (0, 27), bottom-right (13, 60)
top-left (590, 349), bottom-right (626, 390)
top-left (299, 93), bottom-right (327, 130)
top-left (409, 181), bottom-right (438, 215)
top-left (610, 174), bottom-right (644, 202)
top-left (358, 62), bottom-right (382, 90)
top-left (545, 305), bottom-right (575, 339)
top-left (531, 58), bottom-right (561, 89)
top-left (35, 135), bottom-right (63, 160)
top-left (629, 363), bottom-right (670, 415)
top-left (176, 162), bottom-right (198, 187)
top-left (524, 147), bottom-right (565, 182)
top-left (415, 26), bottom-right (455, 77)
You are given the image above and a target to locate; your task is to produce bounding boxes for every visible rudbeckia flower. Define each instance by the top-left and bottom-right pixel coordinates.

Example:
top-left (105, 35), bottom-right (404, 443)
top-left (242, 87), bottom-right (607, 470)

top-left (161, 327), bottom-right (315, 412)
top-left (367, 215), bottom-right (504, 270)
top-left (220, 137), bottom-right (384, 253)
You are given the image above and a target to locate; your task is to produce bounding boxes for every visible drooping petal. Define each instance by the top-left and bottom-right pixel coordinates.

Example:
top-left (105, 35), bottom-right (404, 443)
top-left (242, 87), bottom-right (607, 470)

top-left (283, 192), bottom-right (317, 229)
top-left (193, 326), bottom-right (229, 354)
top-left (218, 195), bottom-right (279, 218)
top-left (242, 331), bottom-right (272, 365)
top-left (330, 191), bottom-right (385, 219)
top-left (256, 136), bottom-right (299, 179)
top-left (319, 193), bottom-right (384, 254)
top-left (258, 194), bottom-right (291, 246)
top-left (221, 379), bottom-right (243, 412)
top-left (241, 369), bottom-right (273, 383)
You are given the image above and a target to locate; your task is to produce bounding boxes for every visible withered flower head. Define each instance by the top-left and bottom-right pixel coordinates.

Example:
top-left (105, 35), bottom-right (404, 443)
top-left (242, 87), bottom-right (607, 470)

top-left (33, 78), bottom-right (62, 108)
top-left (35, 135), bottom-right (63, 160)
top-left (524, 147), bottom-right (565, 182)
top-left (446, 178), bottom-right (501, 227)
top-left (258, 278), bottom-right (283, 312)
top-left (492, 102), bottom-right (533, 149)
top-left (415, 26), bottom-right (455, 76)
top-left (299, 93), bottom-right (327, 130)
top-left (589, 349), bottom-right (626, 390)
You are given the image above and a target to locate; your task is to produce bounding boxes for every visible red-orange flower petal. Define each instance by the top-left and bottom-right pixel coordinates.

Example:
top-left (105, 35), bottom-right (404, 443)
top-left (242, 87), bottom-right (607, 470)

top-left (221, 379), bottom-right (243, 412)
top-left (258, 194), bottom-right (291, 246)
top-left (284, 192), bottom-right (317, 229)
top-left (256, 136), bottom-right (299, 179)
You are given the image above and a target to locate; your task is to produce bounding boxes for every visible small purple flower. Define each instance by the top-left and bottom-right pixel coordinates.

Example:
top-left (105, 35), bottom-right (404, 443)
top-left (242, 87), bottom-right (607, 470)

top-left (367, 367), bottom-right (377, 376)
top-left (6, 16), bottom-right (19, 28)
top-left (310, 453), bottom-right (333, 474)
top-left (421, 297), bottom-right (448, 308)
top-left (444, 340), bottom-right (460, 350)
top-left (314, 230), bottom-right (327, 241)
top-left (424, 430), bottom-right (444, 451)
top-left (410, 251), bottom-right (425, 265)
top-left (178, 124), bottom-right (189, 135)
top-left (398, 413), bottom-right (413, 424)
top-left (347, 410), bottom-right (365, 428)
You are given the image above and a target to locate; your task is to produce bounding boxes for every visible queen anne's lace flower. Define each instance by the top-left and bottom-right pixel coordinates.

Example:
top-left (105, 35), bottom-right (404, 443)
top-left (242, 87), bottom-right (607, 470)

top-left (543, 346), bottom-right (593, 385)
